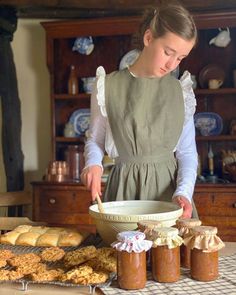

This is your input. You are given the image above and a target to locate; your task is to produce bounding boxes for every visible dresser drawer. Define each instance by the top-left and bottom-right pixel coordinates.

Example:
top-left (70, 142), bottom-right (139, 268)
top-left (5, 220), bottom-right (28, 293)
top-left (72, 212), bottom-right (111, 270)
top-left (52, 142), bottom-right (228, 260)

top-left (194, 193), bottom-right (236, 216)
top-left (38, 188), bottom-right (92, 213)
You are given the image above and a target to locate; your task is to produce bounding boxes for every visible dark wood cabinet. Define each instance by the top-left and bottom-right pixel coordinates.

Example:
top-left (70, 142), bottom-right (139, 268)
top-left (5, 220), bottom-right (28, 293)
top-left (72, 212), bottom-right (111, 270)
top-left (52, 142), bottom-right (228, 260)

top-left (194, 184), bottom-right (236, 242)
top-left (32, 181), bottom-right (96, 233)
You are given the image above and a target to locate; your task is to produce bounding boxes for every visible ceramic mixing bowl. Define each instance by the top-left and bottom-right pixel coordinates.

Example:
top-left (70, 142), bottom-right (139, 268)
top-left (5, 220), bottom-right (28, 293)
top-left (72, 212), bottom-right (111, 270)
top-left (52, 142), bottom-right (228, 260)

top-left (89, 200), bottom-right (183, 245)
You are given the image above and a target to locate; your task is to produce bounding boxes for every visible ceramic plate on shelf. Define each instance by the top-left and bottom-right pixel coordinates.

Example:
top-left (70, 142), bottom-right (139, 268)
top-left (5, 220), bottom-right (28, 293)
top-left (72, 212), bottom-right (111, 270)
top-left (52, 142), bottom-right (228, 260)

top-left (194, 112), bottom-right (223, 136)
top-left (119, 49), bottom-right (140, 70)
top-left (69, 108), bottom-right (90, 136)
top-left (198, 64), bottom-right (225, 88)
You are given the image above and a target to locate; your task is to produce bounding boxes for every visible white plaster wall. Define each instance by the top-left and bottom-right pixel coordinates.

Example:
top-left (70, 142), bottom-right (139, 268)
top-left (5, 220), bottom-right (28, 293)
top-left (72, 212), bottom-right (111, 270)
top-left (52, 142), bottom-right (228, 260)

top-left (0, 19), bottom-right (52, 193)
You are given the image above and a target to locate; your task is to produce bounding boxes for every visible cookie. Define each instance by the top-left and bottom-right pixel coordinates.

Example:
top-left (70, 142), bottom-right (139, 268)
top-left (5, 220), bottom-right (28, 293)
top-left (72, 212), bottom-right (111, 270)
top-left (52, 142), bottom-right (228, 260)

top-left (40, 247), bottom-right (65, 262)
top-left (16, 262), bottom-right (47, 275)
top-left (30, 268), bottom-right (64, 282)
top-left (60, 265), bottom-right (93, 282)
top-left (72, 270), bottom-right (109, 285)
top-left (8, 253), bottom-right (41, 267)
top-left (0, 249), bottom-right (14, 260)
top-left (64, 246), bottom-right (97, 268)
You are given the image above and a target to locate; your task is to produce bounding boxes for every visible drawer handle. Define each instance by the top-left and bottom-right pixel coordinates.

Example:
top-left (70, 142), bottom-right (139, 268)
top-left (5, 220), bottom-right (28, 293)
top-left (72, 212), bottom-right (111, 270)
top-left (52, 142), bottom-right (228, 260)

top-left (233, 203), bottom-right (236, 208)
top-left (49, 198), bottom-right (56, 204)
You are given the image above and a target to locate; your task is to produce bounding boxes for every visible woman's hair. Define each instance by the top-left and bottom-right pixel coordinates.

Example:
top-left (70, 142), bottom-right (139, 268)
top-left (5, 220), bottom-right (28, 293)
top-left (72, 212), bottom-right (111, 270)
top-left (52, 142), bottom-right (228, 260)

top-left (137, 0), bottom-right (197, 49)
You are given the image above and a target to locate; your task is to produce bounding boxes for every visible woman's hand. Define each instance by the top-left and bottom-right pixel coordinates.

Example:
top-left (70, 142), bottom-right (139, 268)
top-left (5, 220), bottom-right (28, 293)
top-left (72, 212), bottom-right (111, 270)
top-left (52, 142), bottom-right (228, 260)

top-left (80, 165), bottom-right (103, 202)
top-left (172, 195), bottom-right (192, 218)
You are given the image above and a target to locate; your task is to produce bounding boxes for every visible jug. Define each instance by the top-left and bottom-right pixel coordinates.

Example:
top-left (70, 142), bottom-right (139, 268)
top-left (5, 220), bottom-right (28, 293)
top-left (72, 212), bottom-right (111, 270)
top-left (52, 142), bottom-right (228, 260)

top-left (209, 28), bottom-right (231, 47)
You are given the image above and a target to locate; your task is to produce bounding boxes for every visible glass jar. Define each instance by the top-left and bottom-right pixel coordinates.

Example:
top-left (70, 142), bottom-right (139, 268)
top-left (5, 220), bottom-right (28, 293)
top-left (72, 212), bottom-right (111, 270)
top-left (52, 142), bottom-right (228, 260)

top-left (112, 231), bottom-right (152, 290)
top-left (150, 227), bottom-right (183, 283)
top-left (176, 218), bottom-right (202, 268)
top-left (184, 226), bottom-right (225, 281)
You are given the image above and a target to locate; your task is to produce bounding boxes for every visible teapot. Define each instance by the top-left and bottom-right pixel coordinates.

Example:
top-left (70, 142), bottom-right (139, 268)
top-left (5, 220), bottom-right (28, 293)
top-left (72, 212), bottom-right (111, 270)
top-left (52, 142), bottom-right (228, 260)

top-left (209, 28), bottom-right (231, 48)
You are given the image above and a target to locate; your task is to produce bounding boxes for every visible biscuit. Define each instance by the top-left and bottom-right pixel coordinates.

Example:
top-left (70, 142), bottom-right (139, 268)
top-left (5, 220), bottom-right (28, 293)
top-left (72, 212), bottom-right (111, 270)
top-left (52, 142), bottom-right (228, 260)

top-left (9, 270), bottom-right (24, 280)
top-left (30, 268), bottom-right (64, 282)
top-left (0, 249), bottom-right (14, 260)
top-left (60, 265), bottom-right (93, 282)
top-left (8, 253), bottom-right (41, 267)
top-left (0, 259), bottom-right (7, 268)
top-left (72, 271), bottom-right (109, 285)
top-left (0, 269), bottom-right (10, 281)
top-left (64, 246), bottom-right (97, 268)
top-left (16, 262), bottom-right (47, 275)
top-left (40, 247), bottom-right (65, 262)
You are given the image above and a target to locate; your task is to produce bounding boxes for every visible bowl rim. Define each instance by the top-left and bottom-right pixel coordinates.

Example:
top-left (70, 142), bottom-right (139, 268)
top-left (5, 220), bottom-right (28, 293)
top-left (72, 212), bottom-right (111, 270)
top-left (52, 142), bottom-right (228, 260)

top-left (89, 200), bottom-right (183, 222)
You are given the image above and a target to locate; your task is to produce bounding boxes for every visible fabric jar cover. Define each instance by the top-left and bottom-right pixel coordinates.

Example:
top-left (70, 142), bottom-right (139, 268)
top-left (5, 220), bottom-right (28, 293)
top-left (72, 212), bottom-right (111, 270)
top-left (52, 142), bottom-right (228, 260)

top-left (111, 231), bottom-right (152, 253)
top-left (176, 218), bottom-right (202, 237)
top-left (137, 220), bottom-right (163, 240)
top-left (150, 227), bottom-right (183, 249)
top-left (183, 225), bottom-right (225, 253)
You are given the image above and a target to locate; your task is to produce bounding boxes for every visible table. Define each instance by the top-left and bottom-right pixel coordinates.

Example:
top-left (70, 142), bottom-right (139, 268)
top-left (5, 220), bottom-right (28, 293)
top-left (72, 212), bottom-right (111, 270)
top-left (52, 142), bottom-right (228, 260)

top-left (1, 242), bottom-right (235, 295)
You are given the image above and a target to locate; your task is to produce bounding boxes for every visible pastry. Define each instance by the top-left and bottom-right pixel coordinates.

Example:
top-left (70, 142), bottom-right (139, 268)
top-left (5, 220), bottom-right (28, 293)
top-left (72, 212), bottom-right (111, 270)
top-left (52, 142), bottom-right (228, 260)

top-left (0, 225), bottom-right (88, 247)
top-left (15, 232), bottom-right (41, 246)
top-left (0, 231), bottom-right (21, 245)
top-left (40, 247), bottom-right (65, 262)
top-left (28, 226), bottom-right (49, 234)
top-left (36, 233), bottom-right (60, 247)
top-left (64, 246), bottom-right (97, 268)
top-left (14, 225), bottom-right (32, 233)
top-left (57, 232), bottom-right (84, 247)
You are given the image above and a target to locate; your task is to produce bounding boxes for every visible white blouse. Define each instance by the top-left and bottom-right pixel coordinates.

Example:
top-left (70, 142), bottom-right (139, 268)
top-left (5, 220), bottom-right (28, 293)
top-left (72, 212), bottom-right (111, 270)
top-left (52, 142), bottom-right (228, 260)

top-left (84, 66), bottom-right (198, 202)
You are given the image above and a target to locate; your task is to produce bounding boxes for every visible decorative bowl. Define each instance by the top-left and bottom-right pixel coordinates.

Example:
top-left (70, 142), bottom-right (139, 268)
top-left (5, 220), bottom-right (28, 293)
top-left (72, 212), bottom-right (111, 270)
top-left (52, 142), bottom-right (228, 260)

top-left (89, 200), bottom-right (183, 245)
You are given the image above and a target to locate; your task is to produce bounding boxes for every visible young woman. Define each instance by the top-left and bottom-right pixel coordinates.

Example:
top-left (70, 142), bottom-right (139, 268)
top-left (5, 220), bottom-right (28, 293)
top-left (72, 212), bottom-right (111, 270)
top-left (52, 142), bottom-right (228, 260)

top-left (81, 1), bottom-right (198, 218)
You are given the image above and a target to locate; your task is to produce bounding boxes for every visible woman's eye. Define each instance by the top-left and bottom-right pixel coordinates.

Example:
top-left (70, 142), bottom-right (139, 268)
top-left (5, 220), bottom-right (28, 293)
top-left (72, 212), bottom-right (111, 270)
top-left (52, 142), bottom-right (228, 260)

top-left (164, 50), bottom-right (172, 56)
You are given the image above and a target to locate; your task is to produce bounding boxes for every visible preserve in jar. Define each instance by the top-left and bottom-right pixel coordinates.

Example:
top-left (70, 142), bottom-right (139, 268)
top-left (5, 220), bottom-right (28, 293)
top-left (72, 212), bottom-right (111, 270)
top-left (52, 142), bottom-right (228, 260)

top-left (176, 218), bottom-right (202, 268)
top-left (111, 231), bottom-right (152, 290)
top-left (137, 220), bottom-right (163, 268)
top-left (184, 226), bottom-right (225, 281)
top-left (150, 227), bottom-right (183, 283)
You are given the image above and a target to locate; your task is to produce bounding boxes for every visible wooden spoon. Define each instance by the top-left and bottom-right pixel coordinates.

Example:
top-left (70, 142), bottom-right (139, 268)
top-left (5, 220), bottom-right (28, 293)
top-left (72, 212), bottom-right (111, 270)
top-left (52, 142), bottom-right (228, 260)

top-left (95, 193), bottom-right (105, 213)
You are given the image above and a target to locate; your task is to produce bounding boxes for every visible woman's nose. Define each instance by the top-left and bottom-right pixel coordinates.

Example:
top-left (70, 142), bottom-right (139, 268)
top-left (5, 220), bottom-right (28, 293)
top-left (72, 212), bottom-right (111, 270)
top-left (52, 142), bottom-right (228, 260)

top-left (166, 58), bottom-right (177, 71)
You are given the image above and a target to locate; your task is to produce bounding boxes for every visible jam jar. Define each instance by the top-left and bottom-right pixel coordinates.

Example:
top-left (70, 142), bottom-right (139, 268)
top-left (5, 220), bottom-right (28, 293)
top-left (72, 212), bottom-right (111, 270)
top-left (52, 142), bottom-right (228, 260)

top-left (150, 227), bottom-right (183, 283)
top-left (184, 226), bottom-right (225, 281)
top-left (176, 218), bottom-right (202, 268)
top-left (112, 231), bottom-right (152, 290)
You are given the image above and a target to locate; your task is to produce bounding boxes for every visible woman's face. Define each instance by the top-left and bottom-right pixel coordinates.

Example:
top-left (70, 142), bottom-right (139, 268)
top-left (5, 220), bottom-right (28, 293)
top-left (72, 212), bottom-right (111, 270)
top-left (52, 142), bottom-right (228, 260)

top-left (143, 30), bottom-right (195, 77)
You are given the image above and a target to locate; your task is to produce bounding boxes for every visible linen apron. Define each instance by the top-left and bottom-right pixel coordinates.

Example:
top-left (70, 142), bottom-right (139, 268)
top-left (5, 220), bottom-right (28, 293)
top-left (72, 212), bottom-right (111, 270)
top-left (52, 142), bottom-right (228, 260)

top-left (103, 68), bottom-right (197, 216)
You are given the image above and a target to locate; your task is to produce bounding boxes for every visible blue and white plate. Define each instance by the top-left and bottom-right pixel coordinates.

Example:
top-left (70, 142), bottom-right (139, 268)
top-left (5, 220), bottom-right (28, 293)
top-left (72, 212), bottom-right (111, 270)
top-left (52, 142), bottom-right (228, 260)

top-left (119, 49), bottom-right (140, 70)
top-left (194, 112), bottom-right (223, 136)
top-left (69, 108), bottom-right (90, 136)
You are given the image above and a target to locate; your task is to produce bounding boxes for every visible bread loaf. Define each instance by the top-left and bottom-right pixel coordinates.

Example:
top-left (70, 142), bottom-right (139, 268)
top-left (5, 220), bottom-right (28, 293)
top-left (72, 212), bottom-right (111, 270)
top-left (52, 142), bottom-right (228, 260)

top-left (0, 225), bottom-right (86, 247)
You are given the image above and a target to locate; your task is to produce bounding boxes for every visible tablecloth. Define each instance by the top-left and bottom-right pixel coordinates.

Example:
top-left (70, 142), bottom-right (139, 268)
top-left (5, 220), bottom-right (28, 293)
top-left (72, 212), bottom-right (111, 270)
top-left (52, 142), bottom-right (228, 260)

top-left (101, 253), bottom-right (236, 295)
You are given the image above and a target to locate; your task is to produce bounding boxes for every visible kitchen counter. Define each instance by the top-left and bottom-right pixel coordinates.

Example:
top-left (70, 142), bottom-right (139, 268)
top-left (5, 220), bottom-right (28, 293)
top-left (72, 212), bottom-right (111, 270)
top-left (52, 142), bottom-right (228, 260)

top-left (1, 242), bottom-right (235, 295)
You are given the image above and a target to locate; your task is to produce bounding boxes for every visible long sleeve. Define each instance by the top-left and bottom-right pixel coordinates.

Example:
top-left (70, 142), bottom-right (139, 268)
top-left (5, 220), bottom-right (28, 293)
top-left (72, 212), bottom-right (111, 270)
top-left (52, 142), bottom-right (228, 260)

top-left (173, 117), bottom-right (198, 202)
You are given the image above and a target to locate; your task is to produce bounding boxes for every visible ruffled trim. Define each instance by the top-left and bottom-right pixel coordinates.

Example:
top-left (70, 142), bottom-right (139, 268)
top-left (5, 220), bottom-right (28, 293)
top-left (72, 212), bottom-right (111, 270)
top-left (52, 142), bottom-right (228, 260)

top-left (96, 66), bottom-right (107, 117)
top-left (179, 71), bottom-right (197, 124)
top-left (111, 231), bottom-right (153, 253)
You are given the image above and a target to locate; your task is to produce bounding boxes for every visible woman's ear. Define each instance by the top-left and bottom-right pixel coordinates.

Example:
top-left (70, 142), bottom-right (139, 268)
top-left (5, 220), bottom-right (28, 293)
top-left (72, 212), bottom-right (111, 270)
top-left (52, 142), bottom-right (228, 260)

top-left (143, 29), bottom-right (153, 46)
